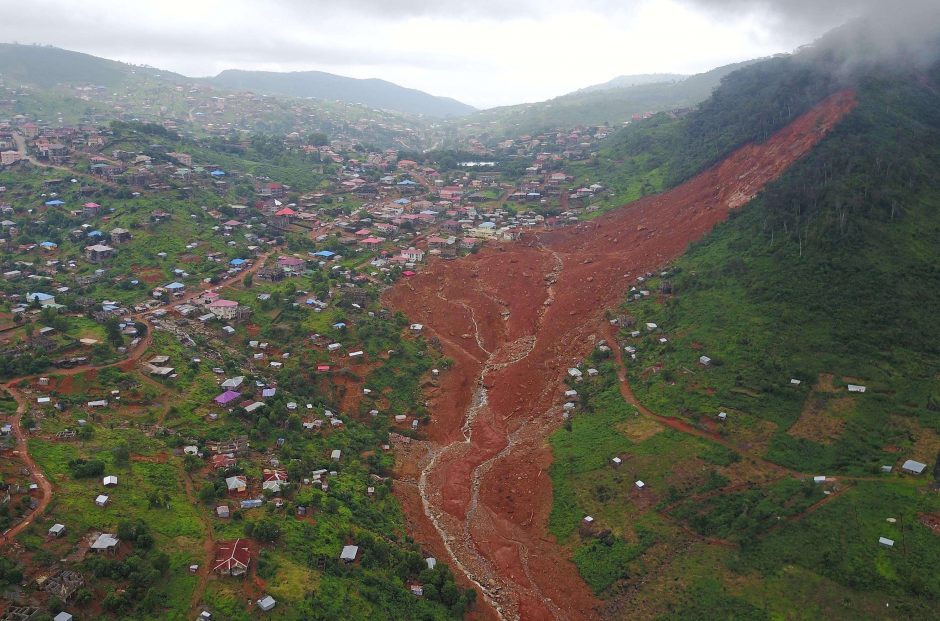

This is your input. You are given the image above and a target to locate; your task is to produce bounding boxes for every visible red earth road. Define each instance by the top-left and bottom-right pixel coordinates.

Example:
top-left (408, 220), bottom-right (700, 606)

top-left (384, 90), bottom-right (857, 620)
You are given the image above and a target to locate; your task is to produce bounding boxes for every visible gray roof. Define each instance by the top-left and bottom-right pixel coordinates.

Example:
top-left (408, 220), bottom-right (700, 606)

top-left (901, 459), bottom-right (927, 474)
top-left (91, 533), bottom-right (119, 549)
top-left (340, 545), bottom-right (359, 561)
top-left (257, 595), bottom-right (276, 611)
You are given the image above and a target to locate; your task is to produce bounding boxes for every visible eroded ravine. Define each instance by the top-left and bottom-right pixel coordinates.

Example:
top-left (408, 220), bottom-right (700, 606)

top-left (384, 90), bottom-right (857, 621)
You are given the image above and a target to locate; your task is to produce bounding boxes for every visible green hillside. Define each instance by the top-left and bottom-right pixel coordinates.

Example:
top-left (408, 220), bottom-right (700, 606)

top-left (548, 24), bottom-right (940, 621)
top-left (453, 59), bottom-right (758, 144)
top-left (0, 43), bottom-right (170, 87)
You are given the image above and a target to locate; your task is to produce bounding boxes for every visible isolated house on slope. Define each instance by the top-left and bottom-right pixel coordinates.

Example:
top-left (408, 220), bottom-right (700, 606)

top-left (213, 539), bottom-right (252, 576)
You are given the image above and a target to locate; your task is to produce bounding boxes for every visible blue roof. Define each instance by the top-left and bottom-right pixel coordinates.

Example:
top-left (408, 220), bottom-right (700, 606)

top-left (210, 170), bottom-right (226, 177)
top-left (479, 221), bottom-right (496, 229)
top-left (394, 198), bottom-right (411, 205)
top-left (397, 179), bottom-right (417, 185)
top-left (230, 258), bottom-right (246, 265)
top-left (88, 230), bottom-right (103, 237)
top-left (333, 322), bottom-right (347, 329)
top-left (165, 282), bottom-right (185, 289)
top-left (312, 250), bottom-right (336, 258)
top-left (40, 241), bottom-right (57, 247)
top-left (27, 292), bottom-right (54, 301)
top-left (306, 299), bottom-right (315, 305)
top-left (44, 199), bottom-right (65, 206)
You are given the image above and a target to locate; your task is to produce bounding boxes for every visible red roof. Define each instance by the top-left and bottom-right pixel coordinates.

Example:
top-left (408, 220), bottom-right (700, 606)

top-left (263, 469), bottom-right (288, 483)
top-left (213, 539), bottom-right (251, 573)
top-left (209, 299), bottom-right (238, 308)
top-left (274, 207), bottom-right (296, 216)
top-left (211, 454), bottom-right (236, 469)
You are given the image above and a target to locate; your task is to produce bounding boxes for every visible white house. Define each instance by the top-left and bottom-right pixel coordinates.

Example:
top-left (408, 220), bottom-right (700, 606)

top-left (208, 299), bottom-right (239, 320)
top-left (901, 459), bottom-right (927, 475)
top-left (95, 494), bottom-right (110, 507)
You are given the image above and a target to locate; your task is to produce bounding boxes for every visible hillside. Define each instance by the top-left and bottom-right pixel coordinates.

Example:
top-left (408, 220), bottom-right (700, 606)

top-left (0, 43), bottom-right (167, 88)
top-left (572, 73), bottom-right (687, 94)
top-left (451, 59), bottom-right (759, 144)
top-left (210, 69), bottom-right (475, 118)
top-left (544, 18), bottom-right (940, 621)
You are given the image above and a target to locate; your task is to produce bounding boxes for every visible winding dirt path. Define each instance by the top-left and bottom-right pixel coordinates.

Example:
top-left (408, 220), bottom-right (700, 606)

top-left (384, 90), bottom-right (857, 621)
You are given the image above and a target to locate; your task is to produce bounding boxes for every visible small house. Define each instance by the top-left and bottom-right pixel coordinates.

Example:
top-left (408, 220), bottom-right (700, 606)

top-left (95, 494), bottom-right (110, 507)
top-left (257, 595), bottom-right (276, 612)
top-left (216, 505), bottom-right (230, 518)
top-left (90, 533), bottom-right (119, 553)
top-left (699, 355), bottom-right (712, 366)
top-left (340, 544), bottom-right (359, 563)
top-left (635, 480), bottom-right (645, 489)
top-left (54, 613), bottom-right (73, 621)
top-left (225, 476), bottom-right (248, 493)
top-left (847, 384), bottom-right (867, 393)
top-left (331, 449), bottom-right (342, 462)
top-left (901, 459), bottom-right (927, 475)
top-left (103, 475), bottom-right (118, 487)
top-left (213, 539), bottom-right (252, 576)
top-left (879, 537), bottom-right (894, 548)
top-left (48, 523), bottom-right (66, 537)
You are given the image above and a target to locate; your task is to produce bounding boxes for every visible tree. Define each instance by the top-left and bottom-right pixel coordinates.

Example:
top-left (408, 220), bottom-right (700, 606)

top-left (24, 321), bottom-right (34, 340)
top-left (112, 442), bottom-right (130, 467)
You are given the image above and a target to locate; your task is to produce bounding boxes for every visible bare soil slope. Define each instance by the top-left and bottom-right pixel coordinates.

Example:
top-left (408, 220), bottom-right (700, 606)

top-left (384, 90), bottom-right (856, 621)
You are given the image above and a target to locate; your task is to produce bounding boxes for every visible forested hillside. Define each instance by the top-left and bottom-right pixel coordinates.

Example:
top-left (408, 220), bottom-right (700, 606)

top-left (548, 20), bottom-right (940, 620)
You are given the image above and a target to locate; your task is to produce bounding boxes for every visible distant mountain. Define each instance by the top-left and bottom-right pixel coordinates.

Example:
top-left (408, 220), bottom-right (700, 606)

top-left (452, 59), bottom-right (761, 142)
top-left (209, 69), bottom-right (475, 118)
top-left (572, 73), bottom-right (687, 94)
top-left (0, 43), bottom-right (176, 88)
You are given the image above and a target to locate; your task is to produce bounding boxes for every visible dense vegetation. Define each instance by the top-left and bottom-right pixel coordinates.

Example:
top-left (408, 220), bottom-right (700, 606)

top-left (548, 26), bottom-right (940, 620)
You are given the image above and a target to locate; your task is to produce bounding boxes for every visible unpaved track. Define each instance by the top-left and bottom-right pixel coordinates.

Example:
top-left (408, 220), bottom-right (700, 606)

top-left (384, 91), bottom-right (857, 621)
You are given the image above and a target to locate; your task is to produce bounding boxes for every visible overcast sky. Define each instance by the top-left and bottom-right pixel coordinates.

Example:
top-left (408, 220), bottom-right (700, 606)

top-left (0, 0), bottom-right (886, 108)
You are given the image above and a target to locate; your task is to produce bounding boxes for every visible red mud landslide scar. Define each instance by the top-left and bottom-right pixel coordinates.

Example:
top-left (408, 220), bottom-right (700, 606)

top-left (383, 90), bottom-right (856, 621)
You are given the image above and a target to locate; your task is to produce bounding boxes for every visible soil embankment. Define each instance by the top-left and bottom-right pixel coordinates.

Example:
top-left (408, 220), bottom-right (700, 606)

top-left (384, 90), bottom-right (856, 621)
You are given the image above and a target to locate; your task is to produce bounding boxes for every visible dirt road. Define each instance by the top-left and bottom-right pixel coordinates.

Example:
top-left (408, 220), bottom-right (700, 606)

top-left (384, 90), bottom-right (857, 620)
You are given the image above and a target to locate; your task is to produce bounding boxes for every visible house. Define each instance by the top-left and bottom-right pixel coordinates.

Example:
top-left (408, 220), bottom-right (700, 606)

top-left (257, 595), bottom-right (276, 612)
top-left (90, 533), bottom-right (119, 553)
top-left (901, 459), bottom-right (927, 475)
top-left (699, 355), bottom-right (712, 366)
top-left (84, 243), bottom-right (115, 263)
top-left (401, 247), bottom-right (425, 262)
top-left (95, 494), bottom-right (110, 507)
top-left (213, 539), bottom-right (252, 576)
top-left (48, 523), bottom-right (66, 537)
top-left (214, 390), bottom-right (241, 406)
top-left (110, 228), bottom-right (131, 244)
top-left (262, 469), bottom-right (288, 492)
top-left (225, 475), bottom-right (248, 493)
top-left (879, 537), bottom-right (895, 548)
top-left (221, 376), bottom-right (245, 389)
top-left (277, 255), bottom-right (305, 274)
top-left (847, 384), bottom-right (866, 393)
top-left (26, 291), bottom-right (56, 306)
top-left (103, 475), bottom-right (118, 487)
top-left (208, 299), bottom-right (239, 320)
top-left (340, 545), bottom-right (359, 563)
top-left (331, 449), bottom-right (342, 461)
top-left (216, 505), bottom-right (230, 518)
top-left (211, 453), bottom-right (236, 470)
top-left (54, 613), bottom-right (73, 621)
top-left (635, 480), bottom-right (646, 489)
